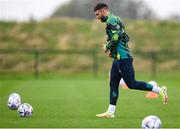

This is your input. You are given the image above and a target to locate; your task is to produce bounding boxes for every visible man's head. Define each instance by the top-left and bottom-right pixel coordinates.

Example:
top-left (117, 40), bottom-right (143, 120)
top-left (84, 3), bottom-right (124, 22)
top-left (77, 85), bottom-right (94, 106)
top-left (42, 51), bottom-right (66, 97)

top-left (94, 3), bottom-right (109, 22)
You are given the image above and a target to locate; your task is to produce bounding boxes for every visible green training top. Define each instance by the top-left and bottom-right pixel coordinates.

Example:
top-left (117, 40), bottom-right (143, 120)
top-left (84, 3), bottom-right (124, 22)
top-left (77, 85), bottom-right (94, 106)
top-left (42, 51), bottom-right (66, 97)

top-left (103, 13), bottom-right (132, 60)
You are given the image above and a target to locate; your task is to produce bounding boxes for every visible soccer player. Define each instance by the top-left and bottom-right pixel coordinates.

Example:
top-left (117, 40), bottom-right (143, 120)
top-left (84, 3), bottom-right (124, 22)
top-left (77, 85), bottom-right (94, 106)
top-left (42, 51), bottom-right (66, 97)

top-left (94, 3), bottom-right (168, 118)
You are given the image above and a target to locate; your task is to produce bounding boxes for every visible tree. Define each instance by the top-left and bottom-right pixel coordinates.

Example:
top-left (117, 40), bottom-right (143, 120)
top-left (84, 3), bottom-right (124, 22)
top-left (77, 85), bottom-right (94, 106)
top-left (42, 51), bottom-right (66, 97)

top-left (52, 0), bottom-right (155, 19)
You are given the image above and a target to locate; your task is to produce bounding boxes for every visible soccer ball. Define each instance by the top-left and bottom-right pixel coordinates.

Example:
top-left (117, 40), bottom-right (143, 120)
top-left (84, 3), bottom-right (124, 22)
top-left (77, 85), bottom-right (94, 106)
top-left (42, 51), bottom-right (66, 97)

top-left (17, 103), bottom-right (33, 117)
top-left (7, 93), bottom-right (21, 110)
top-left (142, 115), bottom-right (162, 129)
top-left (148, 80), bottom-right (158, 87)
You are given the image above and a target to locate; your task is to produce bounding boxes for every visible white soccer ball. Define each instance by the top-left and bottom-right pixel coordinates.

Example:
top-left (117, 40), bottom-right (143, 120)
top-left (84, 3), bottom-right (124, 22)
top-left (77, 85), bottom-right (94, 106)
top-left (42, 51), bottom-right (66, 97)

top-left (7, 93), bottom-right (21, 110)
top-left (148, 81), bottom-right (158, 87)
top-left (142, 115), bottom-right (162, 129)
top-left (17, 103), bottom-right (33, 117)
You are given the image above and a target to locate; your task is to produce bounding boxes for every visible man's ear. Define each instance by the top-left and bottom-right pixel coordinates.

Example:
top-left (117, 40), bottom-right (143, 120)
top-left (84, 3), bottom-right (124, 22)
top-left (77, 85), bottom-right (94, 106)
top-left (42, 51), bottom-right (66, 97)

top-left (102, 8), bottom-right (108, 15)
top-left (101, 9), bottom-right (106, 15)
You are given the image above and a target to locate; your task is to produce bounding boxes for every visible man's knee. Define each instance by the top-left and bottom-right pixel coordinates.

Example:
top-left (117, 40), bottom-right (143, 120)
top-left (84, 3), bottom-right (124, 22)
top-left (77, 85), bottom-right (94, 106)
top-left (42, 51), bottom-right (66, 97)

top-left (110, 80), bottom-right (120, 88)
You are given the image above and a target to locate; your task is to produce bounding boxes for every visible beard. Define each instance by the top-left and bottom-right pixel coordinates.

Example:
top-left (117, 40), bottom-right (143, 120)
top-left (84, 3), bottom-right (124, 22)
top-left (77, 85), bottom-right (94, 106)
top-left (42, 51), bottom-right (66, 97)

top-left (100, 16), bottom-right (108, 22)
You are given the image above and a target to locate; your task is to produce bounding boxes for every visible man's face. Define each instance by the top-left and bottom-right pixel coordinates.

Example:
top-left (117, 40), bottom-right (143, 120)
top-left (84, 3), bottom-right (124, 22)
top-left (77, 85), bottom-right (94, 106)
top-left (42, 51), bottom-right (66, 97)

top-left (94, 8), bottom-right (108, 22)
top-left (94, 10), bottom-right (103, 21)
top-left (94, 8), bottom-right (109, 22)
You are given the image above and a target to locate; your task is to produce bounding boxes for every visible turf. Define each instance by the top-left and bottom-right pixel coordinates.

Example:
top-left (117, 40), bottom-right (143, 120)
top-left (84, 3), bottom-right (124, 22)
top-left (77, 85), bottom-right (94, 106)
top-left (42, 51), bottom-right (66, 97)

top-left (0, 73), bottom-right (179, 128)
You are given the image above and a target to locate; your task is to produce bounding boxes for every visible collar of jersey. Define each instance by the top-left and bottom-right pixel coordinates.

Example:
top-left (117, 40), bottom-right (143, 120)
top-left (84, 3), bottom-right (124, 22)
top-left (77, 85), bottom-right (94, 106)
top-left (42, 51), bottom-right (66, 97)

top-left (105, 13), bottom-right (113, 23)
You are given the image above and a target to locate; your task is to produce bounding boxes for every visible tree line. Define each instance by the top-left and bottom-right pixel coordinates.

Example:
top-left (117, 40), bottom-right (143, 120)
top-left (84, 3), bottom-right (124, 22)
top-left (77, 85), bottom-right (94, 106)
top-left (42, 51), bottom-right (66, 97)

top-left (52, 0), bottom-right (155, 19)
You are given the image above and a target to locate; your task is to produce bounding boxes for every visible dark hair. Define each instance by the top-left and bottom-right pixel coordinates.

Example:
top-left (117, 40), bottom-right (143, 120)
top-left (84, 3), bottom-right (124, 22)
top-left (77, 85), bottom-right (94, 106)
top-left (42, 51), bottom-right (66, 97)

top-left (94, 3), bottom-right (109, 12)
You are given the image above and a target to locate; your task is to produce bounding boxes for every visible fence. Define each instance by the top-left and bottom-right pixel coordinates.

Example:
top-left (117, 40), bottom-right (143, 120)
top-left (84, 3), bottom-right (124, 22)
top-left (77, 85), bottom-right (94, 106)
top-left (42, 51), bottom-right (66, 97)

top-left (0, 49), bottom-right (179, 78)
top-left (0, 48), bottom-right (98, 78)
top-left (134, 50), bottom-right (180, 77)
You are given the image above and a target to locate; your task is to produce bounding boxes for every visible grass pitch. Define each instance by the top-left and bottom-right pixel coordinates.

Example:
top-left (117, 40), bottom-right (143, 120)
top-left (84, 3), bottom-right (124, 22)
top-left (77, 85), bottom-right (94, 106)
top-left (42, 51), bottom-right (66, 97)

top-left (0, 73), bottom-right (179, 128)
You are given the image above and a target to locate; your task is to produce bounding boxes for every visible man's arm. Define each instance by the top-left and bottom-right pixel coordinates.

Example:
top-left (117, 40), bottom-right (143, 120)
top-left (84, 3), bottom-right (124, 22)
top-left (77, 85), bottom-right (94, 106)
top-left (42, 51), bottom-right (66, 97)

top-left (104, 17), bottom-right (129, 52)
top-left (104, 22), bottom-right (122, 52)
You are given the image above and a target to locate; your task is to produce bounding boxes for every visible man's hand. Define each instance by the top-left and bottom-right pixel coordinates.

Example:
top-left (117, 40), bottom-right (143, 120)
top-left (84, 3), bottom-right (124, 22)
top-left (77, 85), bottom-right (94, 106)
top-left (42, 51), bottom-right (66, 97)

top-left (102, 43), bottom-right (112, 57)
top-left (105, 50), bottom-right (112, 57)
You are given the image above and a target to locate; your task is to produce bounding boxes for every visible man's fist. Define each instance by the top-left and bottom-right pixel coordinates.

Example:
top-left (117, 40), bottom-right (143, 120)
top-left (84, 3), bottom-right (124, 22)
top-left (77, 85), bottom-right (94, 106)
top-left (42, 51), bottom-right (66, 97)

top-left (105, 50), bottom-right (112, 57)
top-left (102, 43), bottom-right (112, 57)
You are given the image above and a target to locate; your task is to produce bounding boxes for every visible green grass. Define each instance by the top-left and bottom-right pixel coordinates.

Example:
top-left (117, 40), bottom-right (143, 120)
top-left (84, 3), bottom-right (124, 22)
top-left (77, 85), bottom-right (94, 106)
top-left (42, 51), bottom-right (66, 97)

top-left (0, 73), bottom-right (179, 128)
